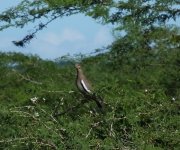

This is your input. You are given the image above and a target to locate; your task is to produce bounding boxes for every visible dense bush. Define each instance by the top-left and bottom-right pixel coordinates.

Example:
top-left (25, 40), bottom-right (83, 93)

top-left (0, 49), bottom-right (179, 149)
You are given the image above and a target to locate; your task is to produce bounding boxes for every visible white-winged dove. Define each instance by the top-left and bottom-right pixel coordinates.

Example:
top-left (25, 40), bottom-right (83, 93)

top-left (75, 64), bottom-right (103, 108)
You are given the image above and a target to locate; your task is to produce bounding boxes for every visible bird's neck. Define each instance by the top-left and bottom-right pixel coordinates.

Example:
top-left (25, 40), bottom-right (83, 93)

top-left (77, 69), bottom-right (84, 79)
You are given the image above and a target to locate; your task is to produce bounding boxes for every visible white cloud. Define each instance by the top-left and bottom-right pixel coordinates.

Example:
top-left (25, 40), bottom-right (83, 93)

top-left (41, 28), bottom-right (85, 46)
top-left (94, 27), bottom-right (113, 46)
top-left (25, 28), bottom-right (85, 59)
top-left (0, 21), bottom-right (113, 59)
top-left (28, 27), bottom-right (114, 59)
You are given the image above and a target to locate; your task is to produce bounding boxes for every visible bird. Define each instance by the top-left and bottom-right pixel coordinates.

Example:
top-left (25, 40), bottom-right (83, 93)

top-left (75, 64), bottom-right (104, 108)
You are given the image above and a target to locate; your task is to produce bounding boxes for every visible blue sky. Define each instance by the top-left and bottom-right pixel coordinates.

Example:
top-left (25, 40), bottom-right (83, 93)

top-left (0, 0), bottom-right (114, 59)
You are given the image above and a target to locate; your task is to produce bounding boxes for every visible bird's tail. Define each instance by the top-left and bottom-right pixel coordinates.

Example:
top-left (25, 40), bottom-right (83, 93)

top-left (91, 94), bottom-right (104, 109)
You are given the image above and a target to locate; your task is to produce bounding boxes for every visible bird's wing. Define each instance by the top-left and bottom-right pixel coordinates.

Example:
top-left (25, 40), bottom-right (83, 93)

top-left (80, 79), bottom-right (92, 94)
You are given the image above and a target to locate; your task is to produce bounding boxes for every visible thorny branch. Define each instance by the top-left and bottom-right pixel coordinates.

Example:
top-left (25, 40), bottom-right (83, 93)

top-left (12, 7), bottom-right (80, 47)
top-left (12, 69), bottom-right (43, 85)
top-left (0, 137), bottom-right (58, 149)
top-left (10, 106), bottom-right (65, 141)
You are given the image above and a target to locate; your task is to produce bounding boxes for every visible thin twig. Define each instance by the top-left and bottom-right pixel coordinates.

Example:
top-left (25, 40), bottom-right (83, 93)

top-left (10, 110), bottom-right (38, 120)
top-left (52, 98), bottom-right (63, 116)
top-left (12, 70), bottom-right (42, 85)
top-left (0, 137), bottom-right (57, 149)
top-left (42, 90), bottom-right (75, 93)
top-left (85, 128), bottom-right (92, 138)
top-left (0, 137), bottom-right (31, 143)
top-left (109, 122), bottom-right (115, 137)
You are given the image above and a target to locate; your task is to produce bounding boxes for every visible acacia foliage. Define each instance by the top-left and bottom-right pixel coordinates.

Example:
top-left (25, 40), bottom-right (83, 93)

top-left (0, 48), bottom-right (179, 149)
top-left (0, 0), bottom-right (179, 47)
top-left (0, 0), bottom-right (112, 46)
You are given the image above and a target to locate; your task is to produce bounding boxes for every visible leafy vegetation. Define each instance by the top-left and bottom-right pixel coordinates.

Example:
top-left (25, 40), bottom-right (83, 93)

top-left (0, 47), bottom-right (179, 149)
top-left (0, 0), bottom-right (180, 149)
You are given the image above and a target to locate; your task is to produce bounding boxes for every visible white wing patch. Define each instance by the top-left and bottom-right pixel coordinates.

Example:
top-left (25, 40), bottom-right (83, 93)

top-left (81, 79), bottom-right (91, 93)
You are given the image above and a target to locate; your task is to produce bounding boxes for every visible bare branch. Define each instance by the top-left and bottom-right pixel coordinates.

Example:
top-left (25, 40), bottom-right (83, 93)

top-left (12, 69), bottom-right (43, 85)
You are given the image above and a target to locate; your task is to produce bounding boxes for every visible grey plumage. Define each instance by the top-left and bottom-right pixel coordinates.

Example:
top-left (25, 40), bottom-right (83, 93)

top-left (75, 64), bottom-right (103, 108)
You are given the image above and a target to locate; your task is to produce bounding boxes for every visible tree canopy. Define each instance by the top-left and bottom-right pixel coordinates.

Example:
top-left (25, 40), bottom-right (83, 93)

top-left (0, 0), bottom-right (112, 46)
top-left (0, 0), bottom-right (179, 47)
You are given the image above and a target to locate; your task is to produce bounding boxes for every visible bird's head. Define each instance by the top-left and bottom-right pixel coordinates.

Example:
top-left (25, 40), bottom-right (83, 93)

top-left (75, 64), bottom-right (81, 70)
